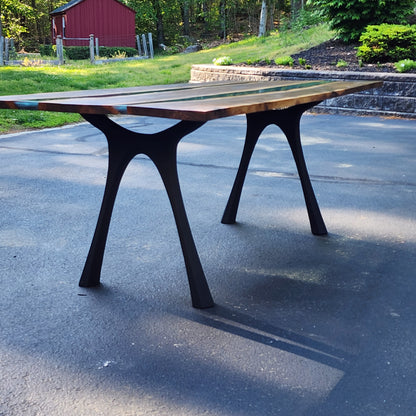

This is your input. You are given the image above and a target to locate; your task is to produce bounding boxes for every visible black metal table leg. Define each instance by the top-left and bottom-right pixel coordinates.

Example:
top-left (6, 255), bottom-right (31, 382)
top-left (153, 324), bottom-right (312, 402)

top-left (78, 114), bottom-right (214, 309)
top-left (222, 103), bottom-right (327, 235)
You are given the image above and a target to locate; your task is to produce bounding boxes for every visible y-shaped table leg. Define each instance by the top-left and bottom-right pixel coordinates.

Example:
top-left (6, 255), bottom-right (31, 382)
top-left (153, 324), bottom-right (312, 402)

top-left (222, 103), bottom-right (327, 235)
top-left (78, 114), bottom-right (214, 309)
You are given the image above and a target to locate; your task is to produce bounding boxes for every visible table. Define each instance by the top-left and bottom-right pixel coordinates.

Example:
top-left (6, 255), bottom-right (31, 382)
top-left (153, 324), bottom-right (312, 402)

top-left (0, 79), bottom-right (382, 308)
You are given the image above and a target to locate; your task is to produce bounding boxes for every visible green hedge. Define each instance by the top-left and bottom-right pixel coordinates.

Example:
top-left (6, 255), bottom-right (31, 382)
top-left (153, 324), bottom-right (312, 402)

top-left (40, 45), bottom-right (139, 60)
top-left (98, 47), bottom-right (138, 58)
top-left (64, 46), bottom-right (90, 60)
top-left (39, 44), bottom-right (54, 57)
top-left (64, 46), bottom-right (138, 60)
top-left (357, 24), bottom-right (416, 63)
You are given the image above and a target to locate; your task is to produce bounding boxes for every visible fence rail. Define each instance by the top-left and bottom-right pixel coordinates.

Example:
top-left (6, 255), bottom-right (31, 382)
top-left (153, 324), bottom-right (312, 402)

top-left (0, 33), bottom-right (153, 66)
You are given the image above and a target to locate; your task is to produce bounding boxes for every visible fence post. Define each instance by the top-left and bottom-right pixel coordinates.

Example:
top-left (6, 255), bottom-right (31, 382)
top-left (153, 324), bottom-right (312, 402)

top-left (56, 36), bottom-right (64, 65)
top-left (148, 33), bottom-right (154, 59)
top-left (5, 37), bottom-right (9, 62)
top-left (95, 38), bottom-right (99, 57)
top-left (89, 34), bottom-right (95, 63)
top-left (136, 35), bottom-right (142, 56)
top-left (141, 34), bottom-right (148, 58)
top-left (10, 38), bottom-right (16, 60)
top-left (0, 37), bottom-right (3, 66)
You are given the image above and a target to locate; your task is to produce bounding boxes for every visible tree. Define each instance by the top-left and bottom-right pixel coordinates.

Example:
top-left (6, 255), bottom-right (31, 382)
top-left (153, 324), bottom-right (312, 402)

top-left (313, 0), bottom-right (415, 42)
top-left (258, 0), bottom-right (267, 36)
top-left (0, 0), bottom-right (33, 39)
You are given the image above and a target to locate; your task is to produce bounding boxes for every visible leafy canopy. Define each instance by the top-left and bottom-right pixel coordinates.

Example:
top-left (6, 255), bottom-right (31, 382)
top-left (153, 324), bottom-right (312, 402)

top-left (311, 0), bottom-right (415, 42)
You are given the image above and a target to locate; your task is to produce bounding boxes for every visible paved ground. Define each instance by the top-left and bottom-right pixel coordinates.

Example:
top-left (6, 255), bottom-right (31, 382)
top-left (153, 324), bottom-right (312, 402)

top-left (0, 113), bottom-right (415, 416)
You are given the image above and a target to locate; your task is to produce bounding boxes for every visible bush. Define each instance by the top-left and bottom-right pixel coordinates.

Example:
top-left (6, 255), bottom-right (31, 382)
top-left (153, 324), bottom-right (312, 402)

top-left (213, 56), bottom-right (233, 65)
top-left (275, 56), bottom-right (294, 66)
top-left (312, 0), bottom-right (415, 42)
top-left (63, 46), bottom-right (138, 60)
top-left (98, 47), bottom-right (137, 58)
top-left (357, 24), bottom-right (416, 63)
top-left (64, 46), bottom-right (90, 60)
top-left (395, 59), bottom-right (416, 72)
top-left (39, 44), bottom-right (54, 57)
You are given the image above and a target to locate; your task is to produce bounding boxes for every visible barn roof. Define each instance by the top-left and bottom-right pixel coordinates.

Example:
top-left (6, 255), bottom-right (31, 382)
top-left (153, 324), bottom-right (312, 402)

top-left (50, 0), bottom-right (84, 15)
top-left (50, 0), bottom-right (135, 16)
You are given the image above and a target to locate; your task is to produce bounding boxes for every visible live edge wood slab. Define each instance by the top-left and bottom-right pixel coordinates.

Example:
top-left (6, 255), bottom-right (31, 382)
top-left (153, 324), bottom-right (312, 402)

top-left (0, 79), bottom-right (381, 121)
top-left (0, 80), bottom-right (382, 308)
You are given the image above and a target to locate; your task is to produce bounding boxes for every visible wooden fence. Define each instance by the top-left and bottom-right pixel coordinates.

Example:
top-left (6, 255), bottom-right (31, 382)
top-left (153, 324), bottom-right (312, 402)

top-left (0, 33), bottom-right (154, 66)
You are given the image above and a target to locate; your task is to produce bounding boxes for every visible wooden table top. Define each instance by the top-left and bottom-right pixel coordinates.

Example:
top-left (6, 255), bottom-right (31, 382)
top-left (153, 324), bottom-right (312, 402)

top-left (0, 80), bottom-right (382, 121)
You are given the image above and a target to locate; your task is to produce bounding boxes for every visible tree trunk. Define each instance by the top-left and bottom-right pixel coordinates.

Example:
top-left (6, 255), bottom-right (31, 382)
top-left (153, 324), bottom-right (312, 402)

top-left (153, 0), bottom-right (165, 45)
top-left (182, 0), bottom-right (190, 36)
top-left (220, 0), bottom-right (226, 39)
top-left (267, 1), bottom-right (275, 31)
top-left (258, 0), bottom-right (267, 37)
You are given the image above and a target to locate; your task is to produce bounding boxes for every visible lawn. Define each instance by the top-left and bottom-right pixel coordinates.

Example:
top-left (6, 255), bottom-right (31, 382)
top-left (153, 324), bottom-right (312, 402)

top-left (0, 24), bottom-right (333, 133)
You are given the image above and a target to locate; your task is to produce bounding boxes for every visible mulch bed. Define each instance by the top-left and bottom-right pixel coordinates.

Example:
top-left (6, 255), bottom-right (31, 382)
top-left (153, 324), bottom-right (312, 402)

top-left (238, 39), bottom-right (410, 73)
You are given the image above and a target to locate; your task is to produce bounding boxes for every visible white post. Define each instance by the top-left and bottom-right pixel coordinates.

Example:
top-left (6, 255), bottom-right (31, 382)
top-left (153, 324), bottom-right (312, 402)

top-left (89, 34), bottom-right (95, 63)
top-left (0, 37), bottom-right (3, 66)
top-left (136, 35), bottom-right (142, 56)
top-left (141, 34), bottom-right (148, 58)
top-left (95, 38), bottom-right (99, 57)
top-left (56, 35), bottom-right (64, 65)
top-left (10, 38), bottom-right (15, 59)
top-left (4, 37), bottom-right (9, 62)
top-left (148, 33), bottom-right (154, 58)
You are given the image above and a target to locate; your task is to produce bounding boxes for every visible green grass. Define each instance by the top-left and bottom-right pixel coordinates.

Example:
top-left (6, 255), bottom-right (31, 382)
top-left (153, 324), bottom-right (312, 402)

top-left (0, 24), bottom-right (333, 133)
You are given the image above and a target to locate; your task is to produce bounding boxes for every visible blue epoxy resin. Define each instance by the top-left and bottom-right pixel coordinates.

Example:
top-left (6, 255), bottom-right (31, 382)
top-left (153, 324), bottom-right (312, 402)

top-left (113, 105), bottom-right (128, 114)
top-left (14, 101), bottom-right (39, 110)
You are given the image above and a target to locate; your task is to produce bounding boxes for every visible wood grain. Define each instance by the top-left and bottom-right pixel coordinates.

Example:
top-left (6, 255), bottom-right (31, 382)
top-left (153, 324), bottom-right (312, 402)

top-left (0, 80), bottom-right (382, 120)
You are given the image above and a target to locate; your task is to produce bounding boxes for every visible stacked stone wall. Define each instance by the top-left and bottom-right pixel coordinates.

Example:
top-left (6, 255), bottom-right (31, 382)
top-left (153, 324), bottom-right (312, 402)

top-left (191, 64), bottom-right (416, 118)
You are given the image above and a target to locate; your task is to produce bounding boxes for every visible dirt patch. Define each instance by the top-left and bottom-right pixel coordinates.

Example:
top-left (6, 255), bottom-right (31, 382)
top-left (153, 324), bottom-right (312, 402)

top-left (238, 39), bottom-right (411, 73)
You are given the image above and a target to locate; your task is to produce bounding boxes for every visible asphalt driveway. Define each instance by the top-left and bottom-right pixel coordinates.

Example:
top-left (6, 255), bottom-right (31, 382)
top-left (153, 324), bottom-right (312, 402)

top-left (0, 113), bottom-right (415, 415)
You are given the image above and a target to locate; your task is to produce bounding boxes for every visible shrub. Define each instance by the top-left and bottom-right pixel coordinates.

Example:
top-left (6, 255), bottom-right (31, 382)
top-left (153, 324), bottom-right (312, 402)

top-left (336, 59), bottom-right (348, 68)
top-left (357, 24), bottom-right (416, 63)
top-left (64, 46), bottom-right (90, 60)
top-left (275, 56), bottom-right (294, 66)
top-left (213, 56), bottom-right (233, 65)
top-left (394, 59), bottom-right (416, 72)
top-left (63, 46), bottom-right (138, 60)
top-left (39, 44), bottom-right (54, 57)
top-left (312, 0), bottom-right (415, 42)
top-left (98, 47), bottom-right (137, 58)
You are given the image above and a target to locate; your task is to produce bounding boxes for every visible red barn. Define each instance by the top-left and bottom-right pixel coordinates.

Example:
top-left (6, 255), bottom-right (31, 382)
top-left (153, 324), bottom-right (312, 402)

top-left (50, 0), bottom-right (136, 47)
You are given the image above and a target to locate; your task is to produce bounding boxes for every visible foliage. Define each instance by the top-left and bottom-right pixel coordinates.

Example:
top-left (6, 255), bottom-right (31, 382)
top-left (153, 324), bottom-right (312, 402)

top-left (336, 59), bottom-right (348, 67)
top-left (0, 0), bottom-right (68, 50)
top-left (274, 55), bottom-right (294, 65)
top-left (99, 47), bottom-right (138, 58)
top-left (311, 0), bottom-right (415, 42)
top-left (394, 59), bottom-right (416, 72)
top-left (0, 0), bottom-right (311, 53)
top-left (60, 46), bottom-right (138, 60)
top-left (39, 44), bottom-right (54, 57)
top-left (212, 56), bottom-right (233, 65)
top-left (63, 47), bottom-right (91, 60)
top-left (283, 7), bottom-right (324, 31)
top-left (21, 57), bottom-right (44, 67)
top-left (357, 24), bottom-right (416, 63)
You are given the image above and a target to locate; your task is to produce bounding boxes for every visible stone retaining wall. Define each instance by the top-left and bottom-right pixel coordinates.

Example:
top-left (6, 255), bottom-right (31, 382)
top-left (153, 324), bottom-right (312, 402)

top-left (191, 64), bottom-right (416, 118)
